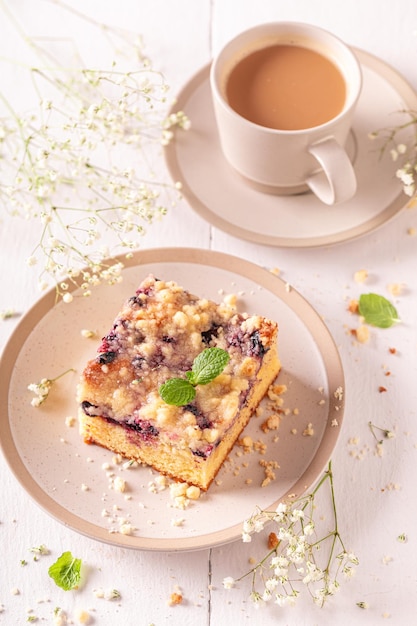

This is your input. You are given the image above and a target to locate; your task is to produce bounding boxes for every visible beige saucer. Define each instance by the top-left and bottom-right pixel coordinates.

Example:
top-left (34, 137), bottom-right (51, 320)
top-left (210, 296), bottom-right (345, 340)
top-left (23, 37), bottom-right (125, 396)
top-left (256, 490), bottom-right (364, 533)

top-left (164, 49), bottom-right (417, 247)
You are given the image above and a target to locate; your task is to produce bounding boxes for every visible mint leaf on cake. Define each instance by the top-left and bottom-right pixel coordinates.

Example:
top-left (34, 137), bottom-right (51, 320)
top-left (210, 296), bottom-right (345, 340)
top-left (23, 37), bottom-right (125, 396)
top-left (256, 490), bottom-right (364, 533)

top-left (187, 347), bottom-right (230, 386)
top-left (159, 377), bottom-right (197, 406)
top-left (160, 347), bottom-right (231, 405)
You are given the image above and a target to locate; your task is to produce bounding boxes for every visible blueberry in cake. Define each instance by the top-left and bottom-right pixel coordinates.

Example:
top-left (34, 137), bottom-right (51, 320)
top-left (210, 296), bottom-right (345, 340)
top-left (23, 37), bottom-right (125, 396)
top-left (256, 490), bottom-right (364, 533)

top-left (77, 275), bottom-right (280, 491)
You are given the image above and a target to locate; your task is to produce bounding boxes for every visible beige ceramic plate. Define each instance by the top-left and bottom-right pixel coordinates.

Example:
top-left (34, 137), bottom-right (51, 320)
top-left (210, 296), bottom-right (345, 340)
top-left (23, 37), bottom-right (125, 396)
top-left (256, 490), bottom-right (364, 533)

top-left (164, 50), bottom-right (417, 247)
top-left (0, 248), bottom-right (344, 551)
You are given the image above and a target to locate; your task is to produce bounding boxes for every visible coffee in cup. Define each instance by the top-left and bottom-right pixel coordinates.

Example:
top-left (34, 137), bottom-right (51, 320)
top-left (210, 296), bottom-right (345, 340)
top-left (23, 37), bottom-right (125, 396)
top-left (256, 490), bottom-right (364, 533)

top-left (210, 22), bottom-right (362, 205)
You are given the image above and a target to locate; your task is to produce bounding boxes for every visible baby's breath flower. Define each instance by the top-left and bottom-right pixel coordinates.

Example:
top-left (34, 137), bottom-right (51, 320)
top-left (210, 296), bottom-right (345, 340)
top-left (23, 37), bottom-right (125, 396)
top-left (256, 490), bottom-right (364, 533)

top-left (290, 508), bottom-right (304, 522)
top-left (0, 9), bottom-right (189, 302)
top-left (396, 167), bottom-right (414, 187)
top-left (342, 565), bottom-right (356, 579)
top-left (302, 561), bottom-right (323, 584)
top-left (253, 518), bottom-right (266, 533)
top-left (277, 527), bottom-right (292, 542)
top-left (222, 576), bottom-right (235, 589)
top-left (0, 308), bottom-right (18, 320)
top-left (28, 369), bottom-right (74, 407)
top-left (261, 588), bottom-right (273, 602)
top-left (274, 593), bottom-right (288, 607)
top-left (264, 577), bottom-right (279, 591)
top-left (273, 503), bottom-right (287, 523)
top-left (224, 462), bottom-right (357, 610)
top-left (28, 378), bottom-right (52, 407)
top-left (242, 519), bottom-right (253, 533)
top-left (30, 544), bottom-right (49, 556)
top-left (270, 555), bottom-right (289, 570)
top-left (249, 591), bottom-right (264, 608)
top-left (271, 556), bottom-right (289, 578)
top-left (313, 588), bottom-right (327, 607)
top-left (372, 112), bottom-right (417, 200)
top-left (275, 590), bottom-right (299, 607)
top-left (347, 552), bottom-right (359, 565)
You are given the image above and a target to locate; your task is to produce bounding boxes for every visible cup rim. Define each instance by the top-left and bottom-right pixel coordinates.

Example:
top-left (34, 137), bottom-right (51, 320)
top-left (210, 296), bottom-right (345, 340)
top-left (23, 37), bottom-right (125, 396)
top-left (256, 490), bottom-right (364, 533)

top-left (210, 21), bottom-right (363, 135)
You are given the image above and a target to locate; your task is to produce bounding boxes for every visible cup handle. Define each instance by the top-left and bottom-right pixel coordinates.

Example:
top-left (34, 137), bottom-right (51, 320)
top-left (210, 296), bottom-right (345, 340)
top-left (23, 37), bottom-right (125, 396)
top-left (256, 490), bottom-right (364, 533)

top-left (306, 137), bottom-right (357, 205)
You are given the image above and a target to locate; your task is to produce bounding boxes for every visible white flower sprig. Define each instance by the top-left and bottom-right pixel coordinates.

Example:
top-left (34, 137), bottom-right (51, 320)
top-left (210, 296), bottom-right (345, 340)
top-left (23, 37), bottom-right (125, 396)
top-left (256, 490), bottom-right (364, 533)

top-left (369, 110), bottom-right (417, 200)
top-left (28, 368), bottom-right (75, 407)
top-left (223, 462), bottom-right (358, 608)
top-left (0, 3), bottom-right (189, 301)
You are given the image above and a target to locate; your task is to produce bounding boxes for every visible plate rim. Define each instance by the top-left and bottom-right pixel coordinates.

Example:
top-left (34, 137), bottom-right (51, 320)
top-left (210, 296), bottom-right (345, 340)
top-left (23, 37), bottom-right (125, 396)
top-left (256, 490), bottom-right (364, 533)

top-left (164, 48), bottom-right (417, 248)
top-left (0, 247), bottom-right (345, 551)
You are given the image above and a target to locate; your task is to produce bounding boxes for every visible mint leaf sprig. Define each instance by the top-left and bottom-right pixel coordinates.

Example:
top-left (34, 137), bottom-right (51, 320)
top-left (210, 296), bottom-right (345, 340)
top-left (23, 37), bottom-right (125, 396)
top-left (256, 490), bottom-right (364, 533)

top-left (358, 293), bottom-right (400, 328)
top-left (159, 347), bottom-right (230, 406)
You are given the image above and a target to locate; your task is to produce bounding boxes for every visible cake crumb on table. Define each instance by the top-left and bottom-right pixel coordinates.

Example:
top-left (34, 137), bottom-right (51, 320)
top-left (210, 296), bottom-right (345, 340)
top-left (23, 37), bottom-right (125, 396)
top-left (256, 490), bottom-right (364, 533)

top-left (347, 299), bottom-right (359, 313)
top-left (354, 269), bottom-right (368, 283)
top-left (75, 609), bottom-right (91, 624)
top-left (354, 325), bottom-right (370, 343)
top-left (267, 531), bottom-right (279, 549)
top-left (168, 586), bottom-right (183, 606)
top-left (387, 282), bottom-right (405, 296)
top-left (168, 593), bottom-right (183, 606)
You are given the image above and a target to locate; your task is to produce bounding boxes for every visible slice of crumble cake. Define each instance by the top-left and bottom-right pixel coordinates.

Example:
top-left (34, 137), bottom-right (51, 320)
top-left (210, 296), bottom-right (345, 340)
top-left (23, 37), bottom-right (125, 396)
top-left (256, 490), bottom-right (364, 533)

top-left (77, 275), bottom-right (280, 491)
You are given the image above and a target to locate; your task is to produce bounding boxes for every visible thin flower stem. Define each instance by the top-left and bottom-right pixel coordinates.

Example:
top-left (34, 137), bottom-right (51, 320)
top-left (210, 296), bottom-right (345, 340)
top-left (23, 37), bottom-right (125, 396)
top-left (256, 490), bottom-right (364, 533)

top-left (51, 368), bottom-right (75, 382)
top-left (0, 93), bottom-right (36, 168)
top-left (235, 547), bottom-right (278, 584)
top-left (368, 421), bottom-right (394, 444)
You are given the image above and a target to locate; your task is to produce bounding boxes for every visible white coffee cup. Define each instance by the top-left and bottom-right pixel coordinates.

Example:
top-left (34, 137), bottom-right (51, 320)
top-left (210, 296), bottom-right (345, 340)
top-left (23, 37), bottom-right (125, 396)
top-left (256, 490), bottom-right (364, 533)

top-left (210, 22), bottom-right (362, 205)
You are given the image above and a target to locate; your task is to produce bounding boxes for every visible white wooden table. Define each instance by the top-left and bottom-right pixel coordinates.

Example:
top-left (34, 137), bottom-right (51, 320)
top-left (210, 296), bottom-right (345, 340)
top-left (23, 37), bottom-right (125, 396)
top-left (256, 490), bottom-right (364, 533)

top-left (1, 1), bottom-right (416, 624)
